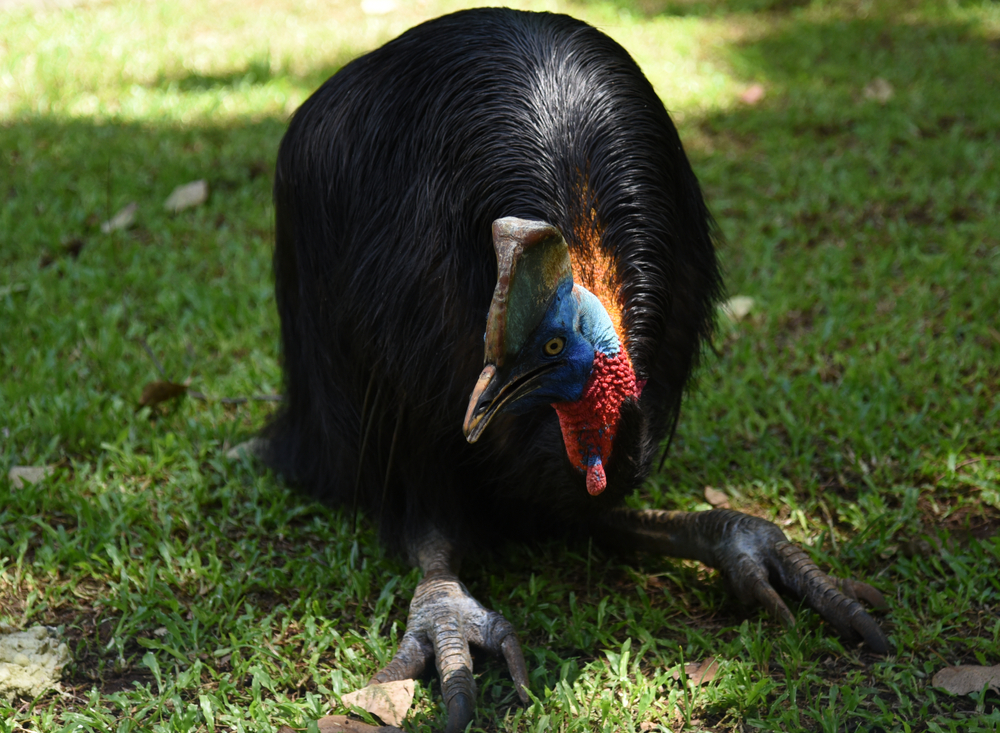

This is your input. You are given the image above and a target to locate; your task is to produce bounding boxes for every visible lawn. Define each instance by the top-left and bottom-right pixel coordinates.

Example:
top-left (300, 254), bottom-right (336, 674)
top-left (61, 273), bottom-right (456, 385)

top-left (1, 0), bottom-right (999, 731)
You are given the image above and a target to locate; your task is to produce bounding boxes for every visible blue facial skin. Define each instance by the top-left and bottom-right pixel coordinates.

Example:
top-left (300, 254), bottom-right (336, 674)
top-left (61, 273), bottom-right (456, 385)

top-left (500, 279), bottom-right (620, 415)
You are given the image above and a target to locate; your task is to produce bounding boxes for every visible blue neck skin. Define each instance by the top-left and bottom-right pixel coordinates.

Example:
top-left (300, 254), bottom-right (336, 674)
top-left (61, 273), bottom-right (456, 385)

top-left (500, 279), bottom-right (621, 415)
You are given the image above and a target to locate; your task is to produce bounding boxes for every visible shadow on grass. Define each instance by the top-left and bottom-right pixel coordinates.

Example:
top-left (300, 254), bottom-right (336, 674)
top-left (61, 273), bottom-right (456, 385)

top-left (155, 57), bottom-right (277, 92)
top-left (148, 54), bottom-right (355, 99)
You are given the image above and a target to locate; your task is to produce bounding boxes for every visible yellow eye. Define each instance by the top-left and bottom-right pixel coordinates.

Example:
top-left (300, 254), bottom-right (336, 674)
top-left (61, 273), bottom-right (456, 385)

top-left (543, 337), bottom-right (565, 356)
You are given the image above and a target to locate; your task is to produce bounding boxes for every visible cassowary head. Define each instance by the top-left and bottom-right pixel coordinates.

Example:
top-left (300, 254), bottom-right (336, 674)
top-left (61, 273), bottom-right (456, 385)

top-left (463, 217), bottom-right (643, 496)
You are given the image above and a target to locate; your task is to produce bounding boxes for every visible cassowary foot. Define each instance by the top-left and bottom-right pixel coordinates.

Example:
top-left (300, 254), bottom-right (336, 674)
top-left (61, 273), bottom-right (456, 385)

top-left (711, 512), bottom-right (890, 654)
top-left (370, 569), bottom-right (530, 733)
top-left (606, 508), bottom-right (890, 653)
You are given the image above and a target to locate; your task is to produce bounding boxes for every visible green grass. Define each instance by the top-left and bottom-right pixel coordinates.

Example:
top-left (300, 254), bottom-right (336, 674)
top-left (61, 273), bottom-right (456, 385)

top-left (2, 0), bottom-right (999, 731)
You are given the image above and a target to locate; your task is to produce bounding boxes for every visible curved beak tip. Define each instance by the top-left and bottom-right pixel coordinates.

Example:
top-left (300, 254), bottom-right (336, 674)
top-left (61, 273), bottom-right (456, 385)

top-left (463, 365), bottom-right (497, 443)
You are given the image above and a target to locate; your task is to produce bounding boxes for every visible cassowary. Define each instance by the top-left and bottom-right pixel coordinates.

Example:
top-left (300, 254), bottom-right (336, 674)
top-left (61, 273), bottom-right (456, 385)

top-left (264, 8), bottom-right (888, 731)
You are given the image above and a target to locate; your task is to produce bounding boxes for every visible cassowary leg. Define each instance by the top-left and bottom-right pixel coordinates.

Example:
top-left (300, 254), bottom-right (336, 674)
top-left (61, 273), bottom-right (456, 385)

top-left (599, 508), bottom-right (890, 654)
top-left (370, 529), bottom-right (530, 733)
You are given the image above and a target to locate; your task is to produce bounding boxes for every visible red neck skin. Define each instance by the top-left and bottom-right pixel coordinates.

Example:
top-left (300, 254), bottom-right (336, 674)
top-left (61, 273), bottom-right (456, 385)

top-left (552, 350), bottom-right (642, 496)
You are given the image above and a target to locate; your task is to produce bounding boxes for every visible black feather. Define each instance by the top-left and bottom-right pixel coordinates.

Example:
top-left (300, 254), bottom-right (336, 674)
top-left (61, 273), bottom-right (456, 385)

top-left (263, 8), bottom-right (723, 551)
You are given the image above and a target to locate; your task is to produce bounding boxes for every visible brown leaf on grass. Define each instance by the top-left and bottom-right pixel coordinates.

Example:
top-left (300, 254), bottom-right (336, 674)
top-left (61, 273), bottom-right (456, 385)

top-left (673, 657), bottom-right (720, 686)
top-left (277, 715), bottom-right (402, 733)
top-left (138, 380), bottom-right (188, 408)
top-left (64, 238), bottom-right (85, 258)
top-left (932, 664), bottom-right (1000, 695)
top-left (863, 78), bottom-right (894, 104)
top-left (101, 202), bottom-right (137, 233)
top-left (8, 466), bottom-right (56, 489)
top-left (39, 239), bottom-right (85, 269)
top-left (739, 83), bottom-right (765, 105)
top-left (164, 180), bottom-right (209, 213)
top-left (704, 486), bottom-right (730, 508)
top-left (342, 680), bottom-right (415, 727)
top-left (898, 535), bottom-right (941, 558)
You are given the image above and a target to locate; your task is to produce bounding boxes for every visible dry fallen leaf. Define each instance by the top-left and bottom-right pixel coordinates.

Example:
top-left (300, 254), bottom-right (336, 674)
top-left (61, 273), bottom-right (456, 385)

top-left (720, 295), bottom-right (755, 323)
top-left (342, 680), bottom-right (415, 727)
top-left (704, 486), bottom-right (730, 509)
top-left (164, 180), bottom-right (209, 213)
top-left (39, 239), bottom-right (85, 269)
top-left (277, 716), bottom-right (402, 733)
top-left (863, 78), bottom-right (894, 104)
top-left (0, 626), bottom-right (72, 701)
top-left (673, 657), bottom-right (720, 687)
top-left (8, 466), bottom-right (56, 490)
top-left (932, 664), bottom-right (1000, 695)
top-left (224, 437), bottom-right (267, 461)
top-left (101, 202), bottom-right (137, 233)
top-left (64, 238), bottom-right (85, 258)
top-left (739, 83), bottom-right (765, 105)
top-left (898, 535), bottom-right (941, 558)
top-left (138, 380), bottom-right (188, 408)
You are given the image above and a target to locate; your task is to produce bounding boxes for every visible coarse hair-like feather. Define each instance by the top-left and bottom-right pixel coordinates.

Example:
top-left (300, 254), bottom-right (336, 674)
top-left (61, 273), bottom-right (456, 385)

top-left (263, 8), bottom-right (723, 551)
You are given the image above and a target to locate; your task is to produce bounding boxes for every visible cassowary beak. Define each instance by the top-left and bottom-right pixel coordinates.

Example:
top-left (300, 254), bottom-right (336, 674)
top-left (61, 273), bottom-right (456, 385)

top-left (464, 217), bottom-right (573, 443)
top-left (463, 360), bottom-right (561, 443)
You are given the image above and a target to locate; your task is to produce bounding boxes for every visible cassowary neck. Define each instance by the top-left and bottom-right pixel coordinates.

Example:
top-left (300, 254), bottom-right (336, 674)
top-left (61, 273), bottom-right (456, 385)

top-left (552, 286), bottom-right (641, 496)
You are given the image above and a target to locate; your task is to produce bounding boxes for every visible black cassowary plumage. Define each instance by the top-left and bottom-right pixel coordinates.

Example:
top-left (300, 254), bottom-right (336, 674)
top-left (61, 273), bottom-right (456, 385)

top-left (266, 8), bottom-right (720, 543)
top-left (263, 8), bottom-right (888, 729)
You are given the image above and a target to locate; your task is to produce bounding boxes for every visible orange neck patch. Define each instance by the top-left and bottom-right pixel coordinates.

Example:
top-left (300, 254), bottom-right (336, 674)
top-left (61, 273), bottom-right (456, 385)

top-left (569, 205), bottom-right (628, 354)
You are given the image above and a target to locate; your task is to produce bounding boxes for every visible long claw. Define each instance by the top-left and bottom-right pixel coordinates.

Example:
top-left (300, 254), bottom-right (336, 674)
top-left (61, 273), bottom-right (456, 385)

top-left (744, 559), bottom-right (796, 627)
top-left (501, 634), bottom-right (531, 704)
top-left (445, 691), bottom-right (474, 733)
top-left (371, 630), bottom-right (433, 684)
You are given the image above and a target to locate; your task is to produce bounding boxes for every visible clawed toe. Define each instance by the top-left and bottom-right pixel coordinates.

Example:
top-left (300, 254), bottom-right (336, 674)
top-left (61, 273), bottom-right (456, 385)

top-left (709, 514), bottom-right (890, 654)
top-left (835, 577), bottom-right (889, 610)
top-left (371, 570), bottom-right (529, 730)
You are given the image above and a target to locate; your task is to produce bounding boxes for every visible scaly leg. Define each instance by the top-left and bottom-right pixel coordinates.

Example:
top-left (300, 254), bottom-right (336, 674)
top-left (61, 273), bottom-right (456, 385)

top-left (370, 529), bottom-right (530, 733)
top-left (598, 508), bottom-right (889, 653)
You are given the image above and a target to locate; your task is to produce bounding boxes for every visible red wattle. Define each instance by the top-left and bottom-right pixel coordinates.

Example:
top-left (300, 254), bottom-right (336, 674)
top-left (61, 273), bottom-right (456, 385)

top-left (553, 350), bottom-right (639, 495)
top-left (586, 459), bottom-right (606, 496)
